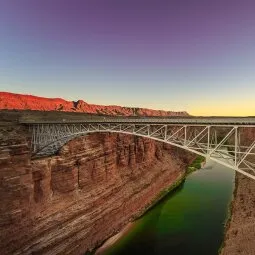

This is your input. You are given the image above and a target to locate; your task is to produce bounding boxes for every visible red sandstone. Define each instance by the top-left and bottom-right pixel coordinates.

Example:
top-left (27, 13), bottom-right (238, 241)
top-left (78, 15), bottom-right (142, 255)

top-left (0, 92), bottom-right (188, 116)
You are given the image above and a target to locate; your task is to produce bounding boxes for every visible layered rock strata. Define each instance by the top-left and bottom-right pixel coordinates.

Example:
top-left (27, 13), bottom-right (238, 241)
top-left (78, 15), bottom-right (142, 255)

top-left (0, 124), bottom-right (194, 255)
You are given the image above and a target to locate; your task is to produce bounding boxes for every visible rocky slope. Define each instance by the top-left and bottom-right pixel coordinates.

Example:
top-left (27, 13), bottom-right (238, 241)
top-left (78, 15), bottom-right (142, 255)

top-left (0, 92), bottom-right (188, 116)
top-left (220, 174), bottom-right (255, 255)
top-left (0, 123), bottom-right (194, 255)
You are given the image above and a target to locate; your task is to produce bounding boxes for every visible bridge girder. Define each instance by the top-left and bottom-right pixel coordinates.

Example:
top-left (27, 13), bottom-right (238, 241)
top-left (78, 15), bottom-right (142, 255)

top-left (29, 123), bottom-right (255, 180)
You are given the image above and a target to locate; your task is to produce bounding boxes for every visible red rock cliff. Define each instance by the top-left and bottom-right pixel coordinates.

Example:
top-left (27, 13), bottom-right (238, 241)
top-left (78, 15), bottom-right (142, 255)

top-left (0, 124), bottom-right (194, 255)
top-left (0, 92), bottom-right (188, 116)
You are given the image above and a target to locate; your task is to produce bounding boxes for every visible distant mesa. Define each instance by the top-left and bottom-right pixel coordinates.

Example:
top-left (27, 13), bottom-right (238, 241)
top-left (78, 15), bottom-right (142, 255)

top-left (0, 92), bottom-right (189, 116)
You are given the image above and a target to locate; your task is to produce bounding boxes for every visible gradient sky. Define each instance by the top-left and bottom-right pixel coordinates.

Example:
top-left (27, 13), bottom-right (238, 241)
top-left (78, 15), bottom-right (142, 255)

top-left (0, 0), bottom-right (255, 116)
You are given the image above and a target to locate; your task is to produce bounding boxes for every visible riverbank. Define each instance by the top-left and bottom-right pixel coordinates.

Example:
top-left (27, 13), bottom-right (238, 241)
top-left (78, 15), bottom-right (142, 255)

top-left (93, 155), bottom-right (205, 255)
top-left (91, 172), bottom-right (186, 255)
top-left (95, 223), bottom-right (134, 255)
top-left (220, 173), bottom-right (255, 255)
top-left (136, 154), bottom-right (205, 216)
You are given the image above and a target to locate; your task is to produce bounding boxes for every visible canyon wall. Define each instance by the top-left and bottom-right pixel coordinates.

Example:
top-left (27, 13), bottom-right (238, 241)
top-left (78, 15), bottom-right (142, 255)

top-left (0, 92), bottom-right (188, 116)
top-left (220, 173), bottom-right (255, 255)
top-left (0, 124), bottom-right (194, 255)
top-left (220, 128), bottom-right (255, 255)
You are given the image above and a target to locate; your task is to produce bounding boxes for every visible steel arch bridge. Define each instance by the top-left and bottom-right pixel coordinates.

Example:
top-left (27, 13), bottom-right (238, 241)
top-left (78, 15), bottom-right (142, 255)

top-left (21, 117), bottom-right (255, 180)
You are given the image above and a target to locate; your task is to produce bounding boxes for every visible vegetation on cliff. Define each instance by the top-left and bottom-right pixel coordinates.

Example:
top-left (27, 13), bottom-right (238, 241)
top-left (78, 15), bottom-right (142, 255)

top-left (187, 155), bottom-right (206, 174)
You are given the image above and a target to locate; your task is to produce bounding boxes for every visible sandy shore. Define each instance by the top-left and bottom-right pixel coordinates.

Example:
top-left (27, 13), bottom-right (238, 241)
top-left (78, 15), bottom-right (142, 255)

top-left (95, 222), bottom-right (135, 254)
top-left (220, 173), bottom-right (255, 255)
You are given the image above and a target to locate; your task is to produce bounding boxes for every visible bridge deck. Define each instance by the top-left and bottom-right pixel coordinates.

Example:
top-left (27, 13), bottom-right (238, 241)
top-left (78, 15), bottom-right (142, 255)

top-left (20, 117), bottom-right (255, 126)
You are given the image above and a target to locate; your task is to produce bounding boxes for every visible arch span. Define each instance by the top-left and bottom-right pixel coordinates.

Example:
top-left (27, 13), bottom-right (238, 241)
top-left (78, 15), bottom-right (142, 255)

top-left (30, 122), bottom-right (255, 180)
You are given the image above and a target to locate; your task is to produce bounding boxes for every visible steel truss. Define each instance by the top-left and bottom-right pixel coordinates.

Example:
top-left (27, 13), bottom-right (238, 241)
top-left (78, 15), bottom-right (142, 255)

top-left (30, 123), bottom-right (255, 180)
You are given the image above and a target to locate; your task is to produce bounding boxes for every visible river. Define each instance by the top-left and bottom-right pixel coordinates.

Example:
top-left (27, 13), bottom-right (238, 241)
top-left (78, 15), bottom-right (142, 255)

top-left (101, 159), bottom-right (235, 255)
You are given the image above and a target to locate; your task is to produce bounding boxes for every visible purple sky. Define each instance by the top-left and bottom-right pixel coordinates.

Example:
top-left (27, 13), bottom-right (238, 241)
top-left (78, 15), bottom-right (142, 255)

top-left (1, 0), bottom-right (255, 115)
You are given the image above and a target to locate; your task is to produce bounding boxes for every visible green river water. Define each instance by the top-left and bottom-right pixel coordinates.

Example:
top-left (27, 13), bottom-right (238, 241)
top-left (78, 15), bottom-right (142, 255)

top-left (103, 160), bottom-right (235, 255)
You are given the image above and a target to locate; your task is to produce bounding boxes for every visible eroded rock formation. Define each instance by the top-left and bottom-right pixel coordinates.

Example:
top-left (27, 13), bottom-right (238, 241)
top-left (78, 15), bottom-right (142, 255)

top-left (0, 124), bottom-right (194, 255)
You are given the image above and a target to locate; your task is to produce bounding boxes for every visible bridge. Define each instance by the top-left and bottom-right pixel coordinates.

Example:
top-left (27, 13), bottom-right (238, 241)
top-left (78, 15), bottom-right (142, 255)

top-left (20, 117), bottom-right (255, 180)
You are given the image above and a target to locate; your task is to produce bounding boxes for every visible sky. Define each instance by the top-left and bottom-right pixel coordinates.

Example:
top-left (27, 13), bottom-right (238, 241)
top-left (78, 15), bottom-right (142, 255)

top-left (0, 0), bottom-right (255, 116)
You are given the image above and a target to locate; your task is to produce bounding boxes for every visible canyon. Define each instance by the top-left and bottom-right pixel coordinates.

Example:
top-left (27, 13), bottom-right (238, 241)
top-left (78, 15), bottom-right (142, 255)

top-left (0, 121), bottom-right (194, 254)
top-left (0, 93), bottom-right (254, 255)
